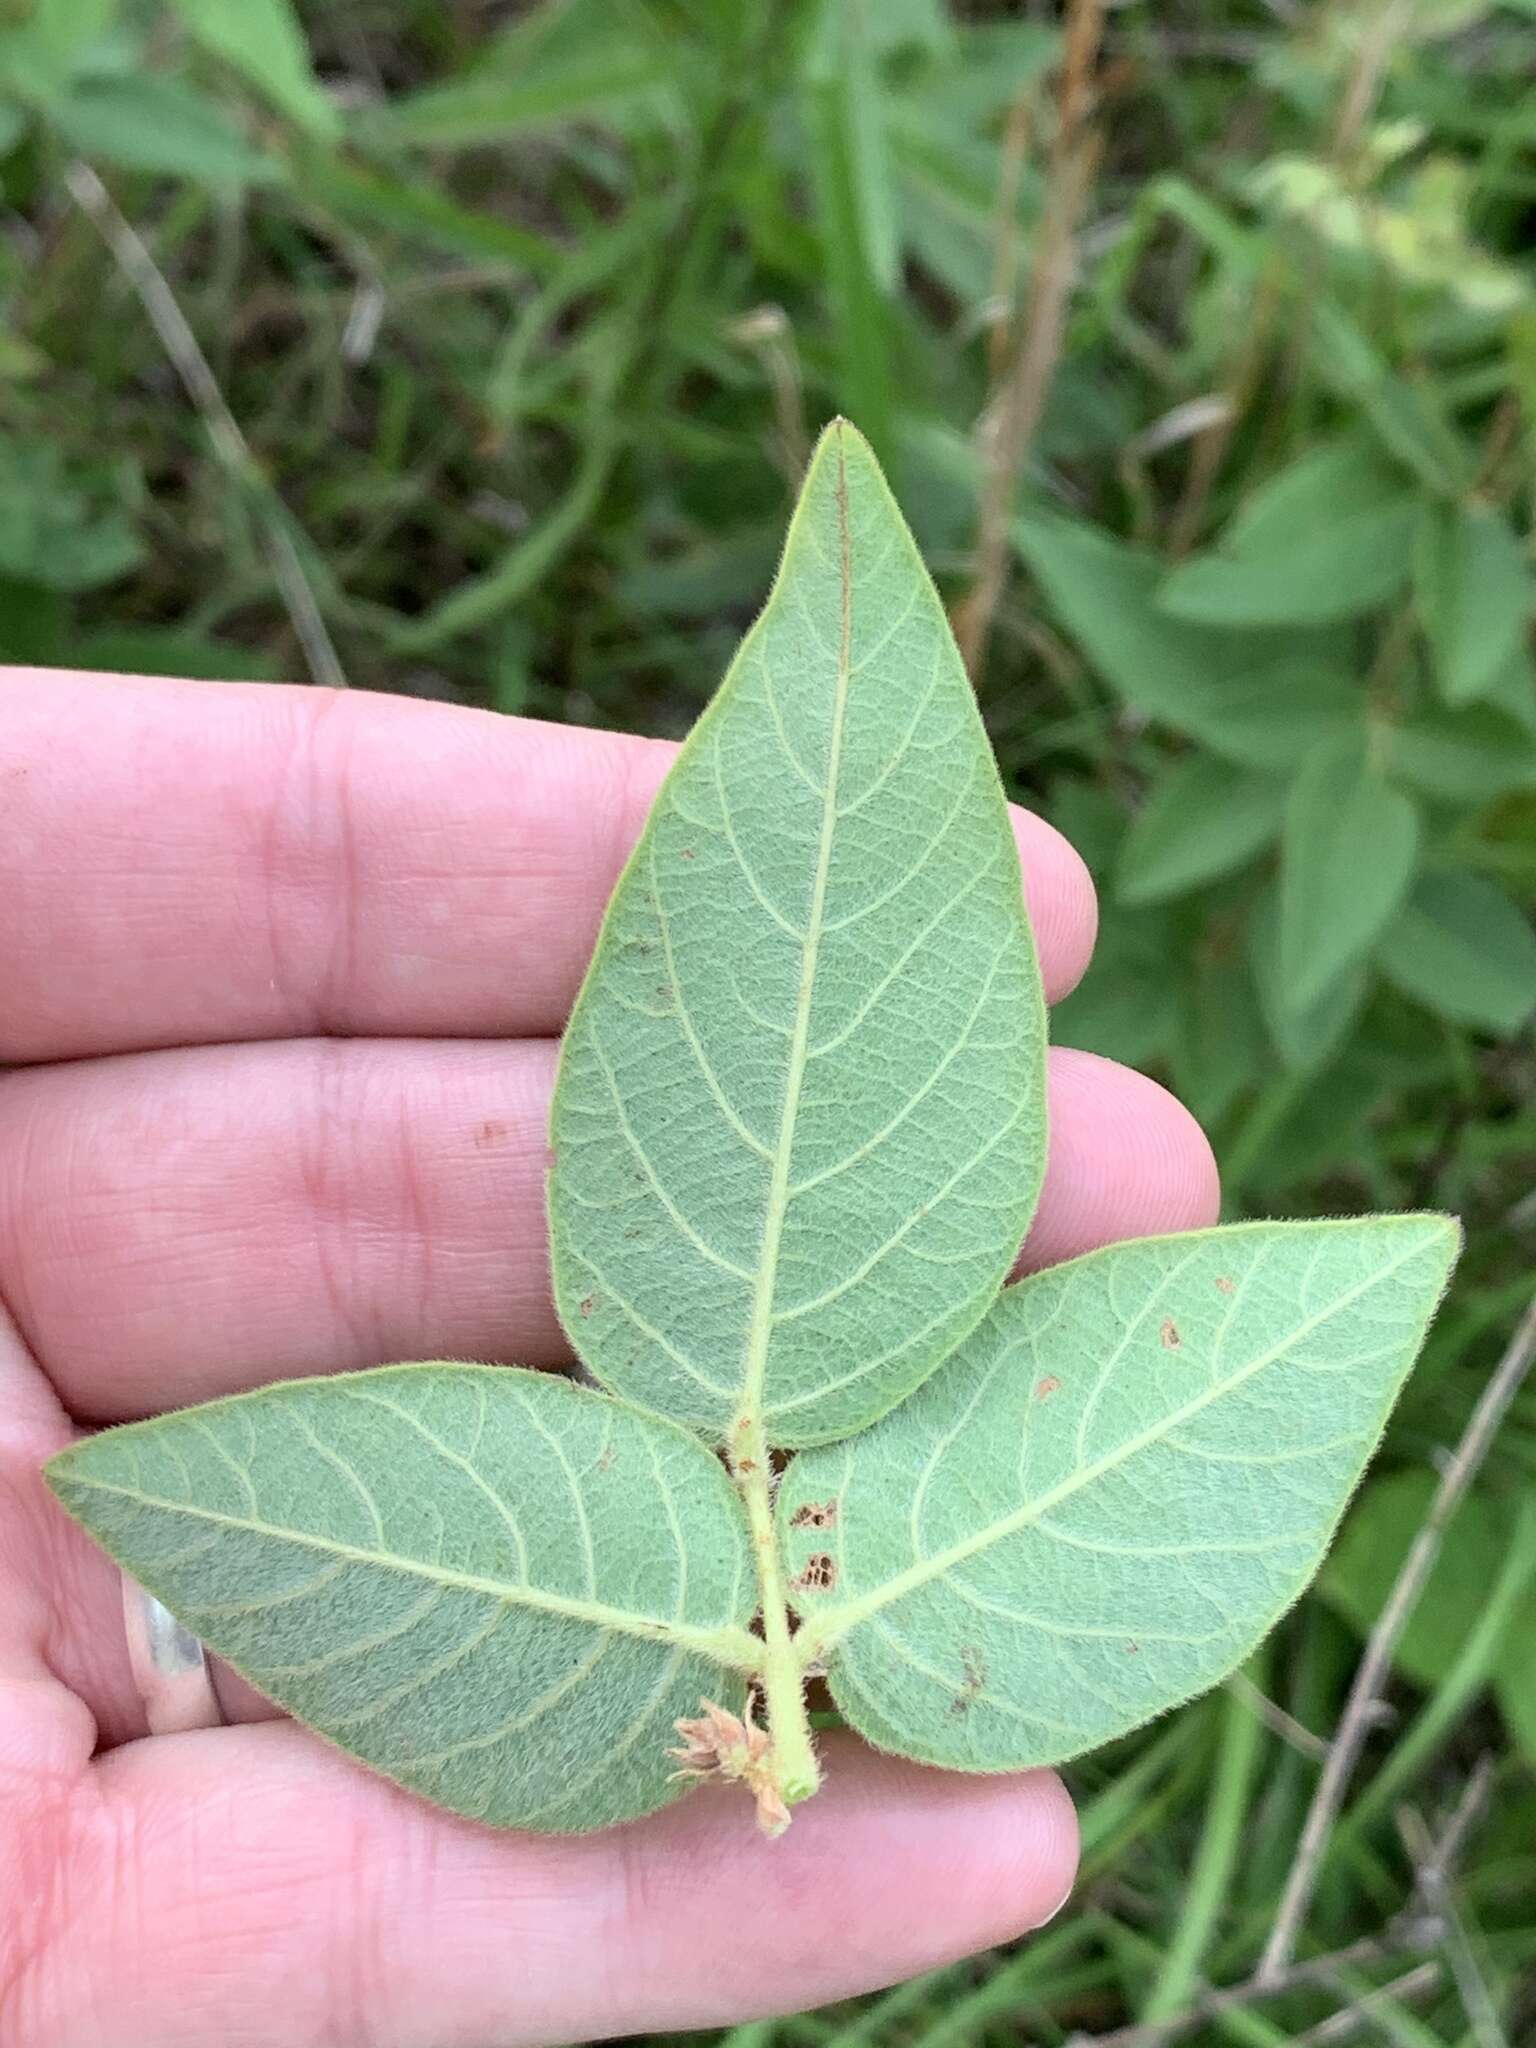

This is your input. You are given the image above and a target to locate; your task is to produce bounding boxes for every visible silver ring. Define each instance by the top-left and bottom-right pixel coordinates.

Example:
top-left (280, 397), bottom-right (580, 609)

top-left (122, 1574), bottom-right (225, 1734)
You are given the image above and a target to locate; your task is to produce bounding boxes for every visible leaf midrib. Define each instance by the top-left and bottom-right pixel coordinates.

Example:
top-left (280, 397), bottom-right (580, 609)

top-left (53, 1470), bottom-right (763, 1670)
top-left (798, 1231), bottom-right (1431, 1660)
top-left (738, 424), bottom-right (856, 1426)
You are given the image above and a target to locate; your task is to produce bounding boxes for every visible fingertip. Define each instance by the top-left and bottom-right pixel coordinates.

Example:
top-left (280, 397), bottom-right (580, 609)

top-left (1009, 809), bottom-right (1098, 1005)
top-left (1022, 1049), bottom-right (1221, 1273)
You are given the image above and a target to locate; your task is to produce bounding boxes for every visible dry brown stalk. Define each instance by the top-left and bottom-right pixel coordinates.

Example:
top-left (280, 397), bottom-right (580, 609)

top-left (955, 0), bottom-right (1106, 681)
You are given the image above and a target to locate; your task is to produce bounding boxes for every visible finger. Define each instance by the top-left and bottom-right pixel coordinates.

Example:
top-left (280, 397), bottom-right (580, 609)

top-left (1019, 1050), bottom-right (1221, 1273)
top-left (2, 1040), bottom-right (1218, 1422)
top-left (37, 1724), bottom-right (1076, 2047)
top-left (0, 671), bottom-right (1097, 1062)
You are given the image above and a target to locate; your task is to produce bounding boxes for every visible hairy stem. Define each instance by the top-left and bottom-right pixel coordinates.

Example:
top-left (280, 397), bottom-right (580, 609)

top-left (734, 1419), bottom-right (819, 1810)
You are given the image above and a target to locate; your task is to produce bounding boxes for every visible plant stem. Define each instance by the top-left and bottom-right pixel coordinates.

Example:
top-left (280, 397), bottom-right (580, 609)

top-left (733, 1417), bottom-right (820, 1808)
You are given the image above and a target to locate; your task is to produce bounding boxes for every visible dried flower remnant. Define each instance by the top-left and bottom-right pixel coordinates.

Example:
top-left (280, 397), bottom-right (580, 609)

top-left (670, 1698), bottom-right (791, 1836)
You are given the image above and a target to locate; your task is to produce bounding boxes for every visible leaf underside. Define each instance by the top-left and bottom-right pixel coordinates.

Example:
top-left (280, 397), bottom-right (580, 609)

top-left (41, 421), bottom-right (1463, 1841)
top-left (48, 1366), bottom-right (755, 1832)
top-left (548, 420), bottom-right (1047, 1448)
top-left (779, 1217), bottom-right (1458, 1772)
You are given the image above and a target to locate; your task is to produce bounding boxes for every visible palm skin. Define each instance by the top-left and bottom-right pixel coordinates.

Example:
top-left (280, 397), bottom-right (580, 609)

top-left (0, 673), bottom-right (1218, 2047)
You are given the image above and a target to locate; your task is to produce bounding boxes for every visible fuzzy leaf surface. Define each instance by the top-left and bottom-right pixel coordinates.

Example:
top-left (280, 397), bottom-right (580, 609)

top-left (549, 421), bottom-right (1046, 1446)
top-left (47, 1366), bottom-right (757, 1832)
top-left (780, 1217), bottom-right (1457, 1771)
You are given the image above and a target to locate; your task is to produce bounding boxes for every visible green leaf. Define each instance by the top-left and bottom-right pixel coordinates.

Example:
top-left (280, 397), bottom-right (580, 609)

top-left (1172, 949), bottom-right (1269, 1128)
top-left (1051, 912), bottom-right (1182, 1069)
top-left (1384, 701), bottom-right (1536, 801)
top-left (46, 1365), bottom-right (758, 1832)
top-left (1012, 510), bottom-right (1360, 769)
top-left (803, 20), bottom-right (897, 458)
top-left (29, 0), bottom-right (116, 61)
top-left (0, 437), bottom-right (141, 591)
top-left (298, 156), bottom-right (558, 274)
top-left (51, 73), bottom-right (281, 183)
top-left (1158, 500), bottom-right (1418, 628)
top-left (1415, 500), bottom-right (1533, 707)
top-left (1158, 441), bottom-right (1420, 628)
top-left (1496, 1626), bottom-right (1536, 1769)
top-left (1323, 1465), bottom-right (1536, 1767)
top-left (1220, 439), bottom-right (1410, 557)
top-left (170, 0), bottom-right (337, 139)
top-left (1313, 306), bottom-right (1473, 497)
top-left (548, 421), bottom-right (1046, 1448)
top-left (359, 1), bottom-right (670, 149)
top-left (1249, 884), bottom-right (1368, 1071)
top-left (1116, 757), bottom-right (1285, 905)
top-left (806, 0), bottom-right (899, 292)
top-left (1320, 1468), bottom-right (1505, 1690)
top-left (1280, 735), bottom-right (1420, 1012)
top-left (73, 625), bottom-right (279, 681)
top-left (1377, 871), bottom-right (1536, 1034)
top-left (781, 1218), bottom-right (1458, 1770)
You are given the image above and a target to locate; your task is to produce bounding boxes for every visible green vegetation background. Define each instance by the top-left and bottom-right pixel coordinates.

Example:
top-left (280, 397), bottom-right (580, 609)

top-left (2, 1), bottom-right (1533, 2040)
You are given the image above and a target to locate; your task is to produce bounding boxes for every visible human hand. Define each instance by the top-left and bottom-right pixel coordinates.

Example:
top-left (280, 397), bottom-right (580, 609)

top-left (0, 672), bottom-right (1218, 2047)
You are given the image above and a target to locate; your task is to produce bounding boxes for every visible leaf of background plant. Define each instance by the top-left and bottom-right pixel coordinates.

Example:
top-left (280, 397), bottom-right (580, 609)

top-left (1158, 499), bottom-right (1419, 627)
top-left (300, 157), bottom-right (558, 274)
top-left (1384, 702), bottom-right (1536, 800)
top-left (1414, 500), bottom-right (1532, 706)
top-left (1280, 734), bottom-right (1420, 1012)
top-left (780, 1217), bottom-right (1458, 1771)
top-left (1012, 511), bottom-right (1359, 769)
top-left (1051, 913), bottom-right (1182, 1070)
top-left (47, 1365), bottom-right (758, 1832)
top-left (1483, 648), bottom-right (1536, 736)
top-left (1320, 1468), bottom-right (1504, 1690)
top-left (359, 0), bottom-right (672, 149)
top-left (0, 438), bottom-right (141, 591)
top-left (51, 73), bottom-right (281, 183)
top-left (1496, 1627), bottom-right (1536, 1769)
top-left (1171, 950), bottom-right (1269, 1128)
top-left (808, 0), bottom-right (900, 293)
top-left (1377, 871), bottom-right (1536, 1034)
top-left (1116, 757), bottom-right (1285, 904)
top-left (802, 23), bottom-right (896, 458)
top-left (1322, 1465), bottom-right (1536, 1768)
top-left (30, 0), bottom-right (116, 61)
top-left (1250, 880), bottom-right (1369, 1071)
top-left (1313, 306), bottom-right (1473, 496)
top-left (1221, 439), bottom-right (1409, 553)
top-left (548, 422), bottom-right (1046, 1448)
top-left (170, 0), bottom-right (338, 140)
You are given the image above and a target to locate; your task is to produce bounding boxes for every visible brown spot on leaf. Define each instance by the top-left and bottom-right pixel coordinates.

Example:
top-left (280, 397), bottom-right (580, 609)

top-left (790, 1500), bottom-right (839, 1530)
top-left (791, 1553), bottom-right (838, 1594)
top-left (737, 1458), bottom-right (758, 1474)
top-left (679, 847), bottom-right (696, 860)
top-left (596, 1446), bottom-right (615, 1473)
top-left (1034, 1375), bottom-right (1061, 1400)
top-left (951, 1646), bottom-right (987, 1713)
top-left (578, 1295), bottom-right (597, 1319)
top-left (1215, 1276), bottom-right (1235, 1295)
top-left (1160, 1318), bottom-right (1182, 1350)
top-left (1125, 1641), bottom-right (1140, 1654)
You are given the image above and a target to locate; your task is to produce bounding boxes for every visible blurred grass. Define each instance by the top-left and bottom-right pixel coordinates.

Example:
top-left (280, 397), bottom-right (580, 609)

top-left (1, 1), bottom-right (1534, 2041)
